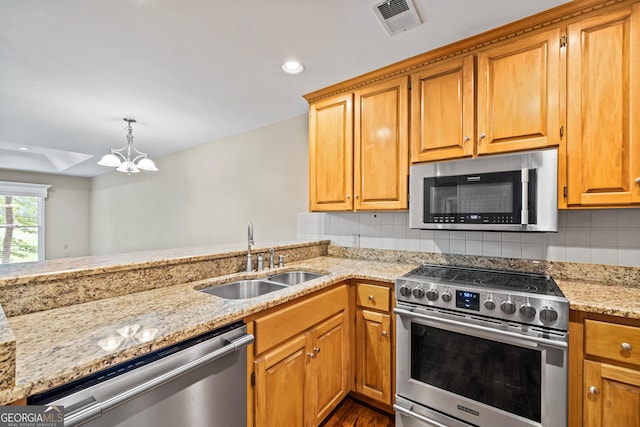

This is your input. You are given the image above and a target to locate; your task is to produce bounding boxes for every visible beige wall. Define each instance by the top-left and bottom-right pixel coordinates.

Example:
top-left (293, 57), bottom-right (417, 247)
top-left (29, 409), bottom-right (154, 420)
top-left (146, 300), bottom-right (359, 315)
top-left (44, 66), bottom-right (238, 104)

top-left (90, 114), bottom-right (309, 255)
top-left (0, 170), bottom-right (91, 259)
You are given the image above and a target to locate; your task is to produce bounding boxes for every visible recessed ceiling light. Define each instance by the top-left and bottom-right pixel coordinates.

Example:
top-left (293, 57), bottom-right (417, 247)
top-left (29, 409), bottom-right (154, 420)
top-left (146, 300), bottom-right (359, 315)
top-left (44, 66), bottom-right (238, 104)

top-left (281, 60), bottom-right (304, 75)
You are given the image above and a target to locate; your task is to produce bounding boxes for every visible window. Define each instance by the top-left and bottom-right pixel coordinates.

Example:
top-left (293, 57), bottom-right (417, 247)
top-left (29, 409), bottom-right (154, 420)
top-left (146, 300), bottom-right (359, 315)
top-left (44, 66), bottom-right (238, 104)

top-left (0, 182), bottom-right (50, 264)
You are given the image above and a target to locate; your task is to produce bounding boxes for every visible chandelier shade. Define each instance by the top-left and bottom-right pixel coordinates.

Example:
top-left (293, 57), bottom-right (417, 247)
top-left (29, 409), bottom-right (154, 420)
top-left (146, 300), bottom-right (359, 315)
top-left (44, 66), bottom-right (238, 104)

top-left (97, 118), bottom-right (158, 175)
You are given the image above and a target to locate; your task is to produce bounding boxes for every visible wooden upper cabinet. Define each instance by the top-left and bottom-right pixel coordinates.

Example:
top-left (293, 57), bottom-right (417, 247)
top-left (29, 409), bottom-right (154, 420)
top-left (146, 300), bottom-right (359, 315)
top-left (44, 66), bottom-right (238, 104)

top-left (566, 4), bottom-right (640, 206)
top-left (353, 76), bottom-right (409, 210)
top-left (309, 93), bottom-right (354, 211)
top-left (308, 77), bottom-right (409, 212)
top-left (411, 55), bottom-right (475, 162)
top-left (477, 28), bottom-right (562, 155)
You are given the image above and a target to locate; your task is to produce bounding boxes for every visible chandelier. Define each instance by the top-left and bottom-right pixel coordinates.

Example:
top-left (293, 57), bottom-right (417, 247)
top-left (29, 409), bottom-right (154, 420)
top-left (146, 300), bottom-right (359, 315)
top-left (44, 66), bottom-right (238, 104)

top-left (97, 118), bottom-right (158, 174)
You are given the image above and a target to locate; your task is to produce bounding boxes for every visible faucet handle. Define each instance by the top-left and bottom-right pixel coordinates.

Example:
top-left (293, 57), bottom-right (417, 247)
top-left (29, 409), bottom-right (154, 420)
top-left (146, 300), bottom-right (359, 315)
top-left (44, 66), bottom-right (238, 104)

top-left (269, 248), bottom-right (276, 268)
top-left (279, 254), bottom-right (287, 268)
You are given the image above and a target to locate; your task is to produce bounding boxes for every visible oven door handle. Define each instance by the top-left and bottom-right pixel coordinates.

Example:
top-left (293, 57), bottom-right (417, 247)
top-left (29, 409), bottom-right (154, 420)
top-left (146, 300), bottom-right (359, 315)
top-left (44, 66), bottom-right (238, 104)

top-left (394, 307), bottom-right (567, 350)
top-left (394, 403), bottom-right (450, 427)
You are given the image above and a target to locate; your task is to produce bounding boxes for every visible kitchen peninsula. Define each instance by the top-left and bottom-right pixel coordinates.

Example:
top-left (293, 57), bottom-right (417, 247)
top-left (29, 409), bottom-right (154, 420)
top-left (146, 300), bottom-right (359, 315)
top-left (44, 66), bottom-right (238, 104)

top-left (0, 241), bottom-right (638, 426)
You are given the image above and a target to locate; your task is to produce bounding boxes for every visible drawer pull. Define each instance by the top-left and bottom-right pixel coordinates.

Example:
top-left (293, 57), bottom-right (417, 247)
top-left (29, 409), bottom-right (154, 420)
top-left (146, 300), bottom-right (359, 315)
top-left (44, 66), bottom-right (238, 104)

top-left (368, 295), bottom-right (375, 301)
top-left (308, 352), bottom-right (316, 359)
top-left (588, 386), bottom-right (599, 395)
top-left (314, 347), bottom-right (320, 354)
top-left (621, 342), bottom-right (632, 352)
top-left (382, 331), bottom-right (388, 337)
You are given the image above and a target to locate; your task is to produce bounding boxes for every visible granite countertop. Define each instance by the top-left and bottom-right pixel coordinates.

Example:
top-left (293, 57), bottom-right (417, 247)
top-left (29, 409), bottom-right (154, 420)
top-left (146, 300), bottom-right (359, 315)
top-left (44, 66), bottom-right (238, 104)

top-left (558, 278), bottom-right (640, 319)
top-left (0, 256), bottom-right (416, 405)
top-left (1, 248), bottom-right (639, 405)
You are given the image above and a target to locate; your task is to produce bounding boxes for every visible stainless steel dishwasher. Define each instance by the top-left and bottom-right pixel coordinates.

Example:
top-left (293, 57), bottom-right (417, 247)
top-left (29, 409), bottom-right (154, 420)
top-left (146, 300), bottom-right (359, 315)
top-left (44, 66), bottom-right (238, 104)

top-left (28, 321), bottom-right (253, 427)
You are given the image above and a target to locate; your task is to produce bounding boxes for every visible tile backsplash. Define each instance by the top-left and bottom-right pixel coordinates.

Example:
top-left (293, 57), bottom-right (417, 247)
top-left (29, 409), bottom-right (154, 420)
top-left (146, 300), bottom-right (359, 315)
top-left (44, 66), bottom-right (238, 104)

top-left (297, 209), bottom-right (640, 267)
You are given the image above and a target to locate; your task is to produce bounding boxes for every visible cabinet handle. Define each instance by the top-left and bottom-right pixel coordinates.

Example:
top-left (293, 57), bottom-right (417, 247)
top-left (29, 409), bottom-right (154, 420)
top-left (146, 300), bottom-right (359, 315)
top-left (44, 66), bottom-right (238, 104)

top-left (368, 295), bottom-right (375, 301)
top-left (382, 331), bottom-right (388, 337)
top-left (354, 194), bottom-right (359, 199)
top-left (635, 177), bottom-right (640, 184)
top-left (346, 195), bottom-right (350, 200)
top-left (314, 347), bottom-right (320, 353)
top-left (588, 386), bottom-right (599, 395)
top-left (479, 133), bottom-right (486, 139)
top-left (463, 136), bottom-right (470, 143)
top-left (308, 352), bottom-right (316, 359)
top-left (621, 342), bottom-right (632, 352)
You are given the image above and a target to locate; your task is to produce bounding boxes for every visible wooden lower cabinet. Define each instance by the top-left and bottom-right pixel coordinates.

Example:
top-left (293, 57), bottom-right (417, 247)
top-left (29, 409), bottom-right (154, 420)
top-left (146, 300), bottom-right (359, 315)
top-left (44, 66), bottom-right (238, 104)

top-left (570, 310), bottom-right (640, 427)
top-left (353, 281), bottom-right (394, 407)
top-left (250, 285), bottom-right (349, 427)
top-left (307, 313), bottom-right (349, 426)
top-left (583, 360), bottom-right (640, 427)
top-left (355, 308), bottom-right (391, 404)
top-left (255, 334), bottom-right (307, 427)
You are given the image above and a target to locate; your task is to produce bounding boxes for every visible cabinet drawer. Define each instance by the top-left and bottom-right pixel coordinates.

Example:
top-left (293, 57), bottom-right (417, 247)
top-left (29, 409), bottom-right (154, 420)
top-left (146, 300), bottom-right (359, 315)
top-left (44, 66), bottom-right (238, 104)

top-left (356, 283), bottom-right (390, 312)
top-left (585, 319), bottom-right (640, 367)
top-left (254, 285), bottom-right (347, 355)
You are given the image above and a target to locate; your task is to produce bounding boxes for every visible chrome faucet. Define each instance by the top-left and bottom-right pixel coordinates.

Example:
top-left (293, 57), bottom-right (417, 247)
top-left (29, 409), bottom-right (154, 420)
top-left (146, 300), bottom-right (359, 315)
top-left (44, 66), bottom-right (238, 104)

top-left (246, 222), bottom-right (254, 272)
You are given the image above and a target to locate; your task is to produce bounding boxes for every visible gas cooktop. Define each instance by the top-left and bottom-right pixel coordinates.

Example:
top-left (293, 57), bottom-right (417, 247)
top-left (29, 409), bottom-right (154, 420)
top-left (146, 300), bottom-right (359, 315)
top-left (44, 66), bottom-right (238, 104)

top-left (396, 264), bottom-right (569, 330)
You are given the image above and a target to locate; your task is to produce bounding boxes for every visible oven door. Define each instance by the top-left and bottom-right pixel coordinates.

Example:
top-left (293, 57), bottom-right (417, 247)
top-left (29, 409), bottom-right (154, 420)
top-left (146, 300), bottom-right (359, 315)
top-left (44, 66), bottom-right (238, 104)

top-left (395, 305), bottom-right (567, 427)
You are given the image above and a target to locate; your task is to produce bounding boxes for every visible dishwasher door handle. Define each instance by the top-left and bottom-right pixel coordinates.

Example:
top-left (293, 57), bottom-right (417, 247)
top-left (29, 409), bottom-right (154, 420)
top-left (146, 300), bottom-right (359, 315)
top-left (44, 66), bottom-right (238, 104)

top-left (65, 333), bottom-right (254, 427)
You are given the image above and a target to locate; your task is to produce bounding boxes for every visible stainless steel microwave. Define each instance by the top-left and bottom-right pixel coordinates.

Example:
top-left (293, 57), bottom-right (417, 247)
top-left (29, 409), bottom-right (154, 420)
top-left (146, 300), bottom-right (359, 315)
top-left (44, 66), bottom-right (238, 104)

top-left (409, 149), bottom-right (558, 232)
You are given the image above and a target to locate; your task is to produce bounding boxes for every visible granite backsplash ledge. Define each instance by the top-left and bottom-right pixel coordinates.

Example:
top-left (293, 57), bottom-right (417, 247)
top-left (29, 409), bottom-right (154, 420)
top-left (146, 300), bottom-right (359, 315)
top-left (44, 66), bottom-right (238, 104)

top-left (0, 241), bottom-right (329, 317)
top-left (328, 246), bottom-right (640, 286)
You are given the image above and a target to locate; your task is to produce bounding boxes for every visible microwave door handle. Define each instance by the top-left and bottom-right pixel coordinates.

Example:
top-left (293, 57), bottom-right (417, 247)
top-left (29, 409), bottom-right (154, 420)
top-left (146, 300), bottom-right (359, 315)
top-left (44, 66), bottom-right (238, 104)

top-left (521, 168), bottom-right (529, 226)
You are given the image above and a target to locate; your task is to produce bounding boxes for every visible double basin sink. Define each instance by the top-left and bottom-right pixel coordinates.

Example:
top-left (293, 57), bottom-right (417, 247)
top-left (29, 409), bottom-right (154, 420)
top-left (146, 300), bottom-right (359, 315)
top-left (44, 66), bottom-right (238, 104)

top-left (200, 271), bottom-right (327, 300)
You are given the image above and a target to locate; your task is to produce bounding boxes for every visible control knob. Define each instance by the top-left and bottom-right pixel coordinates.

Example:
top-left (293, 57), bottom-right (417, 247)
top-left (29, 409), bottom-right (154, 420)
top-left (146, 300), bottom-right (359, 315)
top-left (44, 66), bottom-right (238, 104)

top-left (539, 306), bottom-right (559, 324)
top-left (500, 299), bottom-right (516, 315)
top-left (484, 299), bottom-right (496, 310)
top-left (441, 291), bottom-right (452, 303)
top-left (519, 303), bottom-right (537, 320)
top-left (412, 287), bottom-right (425, 299)
top-left (399, 285), bottom-right (412, 297)
top-left (426, 288), bottom-right (439, 301)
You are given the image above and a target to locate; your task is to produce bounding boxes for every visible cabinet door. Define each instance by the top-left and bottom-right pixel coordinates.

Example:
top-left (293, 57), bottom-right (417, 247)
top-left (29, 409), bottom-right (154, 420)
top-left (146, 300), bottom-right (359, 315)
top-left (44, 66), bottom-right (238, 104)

top-left (584, 360), bottom-right (640, 427)
top-left (566, 5), bottom-right (640, 206)
top-left (306, 312), bottom-right (348, 427)
top-left (354, 76), bottom-right (409, 210)
top-left (254, 334), bottom-right (307, 427)
top-left (477, 28), bottom-right (562, 155)
top-left (309, 93), bottom-right (354, 211)
top-left (355, 309), bottom-right (392, 404)
top-left (411, 55), bottom-right (475, 162)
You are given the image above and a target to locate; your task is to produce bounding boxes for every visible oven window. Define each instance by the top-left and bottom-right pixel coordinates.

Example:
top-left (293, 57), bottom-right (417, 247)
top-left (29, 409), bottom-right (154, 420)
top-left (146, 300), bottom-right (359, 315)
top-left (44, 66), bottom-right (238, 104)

top-left (411, 323), bottom-right (541, 422)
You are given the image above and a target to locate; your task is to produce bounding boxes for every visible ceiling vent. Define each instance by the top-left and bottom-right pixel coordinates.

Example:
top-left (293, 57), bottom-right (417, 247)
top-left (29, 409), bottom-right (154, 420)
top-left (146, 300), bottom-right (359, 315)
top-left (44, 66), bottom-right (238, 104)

top-left (372, 0), bottom-right (422, 36)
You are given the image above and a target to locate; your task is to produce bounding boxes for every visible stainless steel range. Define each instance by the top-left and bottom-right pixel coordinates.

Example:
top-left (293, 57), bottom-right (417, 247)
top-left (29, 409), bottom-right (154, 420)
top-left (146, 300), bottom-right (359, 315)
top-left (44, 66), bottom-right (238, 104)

top-left (394, 264), bottom-right (569, 427)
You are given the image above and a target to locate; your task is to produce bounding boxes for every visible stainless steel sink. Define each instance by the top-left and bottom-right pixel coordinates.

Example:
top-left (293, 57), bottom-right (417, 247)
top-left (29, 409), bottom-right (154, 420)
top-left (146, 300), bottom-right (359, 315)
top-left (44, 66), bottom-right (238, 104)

top-left (200, 279), bottom-right (287, 299)
top-left (267, 271), bottom-right (327, 286)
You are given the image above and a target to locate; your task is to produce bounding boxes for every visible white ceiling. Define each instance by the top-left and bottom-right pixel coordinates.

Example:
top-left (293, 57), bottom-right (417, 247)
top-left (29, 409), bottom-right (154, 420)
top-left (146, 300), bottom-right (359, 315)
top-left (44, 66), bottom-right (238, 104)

top-left (0, 0), bottom-right (570, 177)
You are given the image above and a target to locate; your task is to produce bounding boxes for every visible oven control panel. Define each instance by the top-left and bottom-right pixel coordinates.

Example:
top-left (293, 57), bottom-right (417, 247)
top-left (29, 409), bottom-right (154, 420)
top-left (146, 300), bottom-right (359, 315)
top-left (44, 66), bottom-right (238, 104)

top-left (395, 279), bottom-right (568, 331)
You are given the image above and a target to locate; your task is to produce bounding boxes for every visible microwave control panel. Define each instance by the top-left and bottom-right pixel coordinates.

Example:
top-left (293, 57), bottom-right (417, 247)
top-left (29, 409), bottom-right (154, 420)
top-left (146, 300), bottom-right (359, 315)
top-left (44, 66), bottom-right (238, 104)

top-left (429, 214), bottom-right (516, 224)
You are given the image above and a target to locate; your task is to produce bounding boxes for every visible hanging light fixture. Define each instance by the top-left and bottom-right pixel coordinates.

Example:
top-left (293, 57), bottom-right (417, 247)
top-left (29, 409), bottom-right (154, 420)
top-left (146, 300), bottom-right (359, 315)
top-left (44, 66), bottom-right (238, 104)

top-left (98, 118), bottom-right (158, 175)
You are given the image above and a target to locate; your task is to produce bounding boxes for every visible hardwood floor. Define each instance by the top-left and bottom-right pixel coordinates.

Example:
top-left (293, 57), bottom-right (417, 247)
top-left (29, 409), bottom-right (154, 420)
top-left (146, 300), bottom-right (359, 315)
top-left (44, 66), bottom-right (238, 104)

top-left (320, 396), bottom-right (395, 427)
